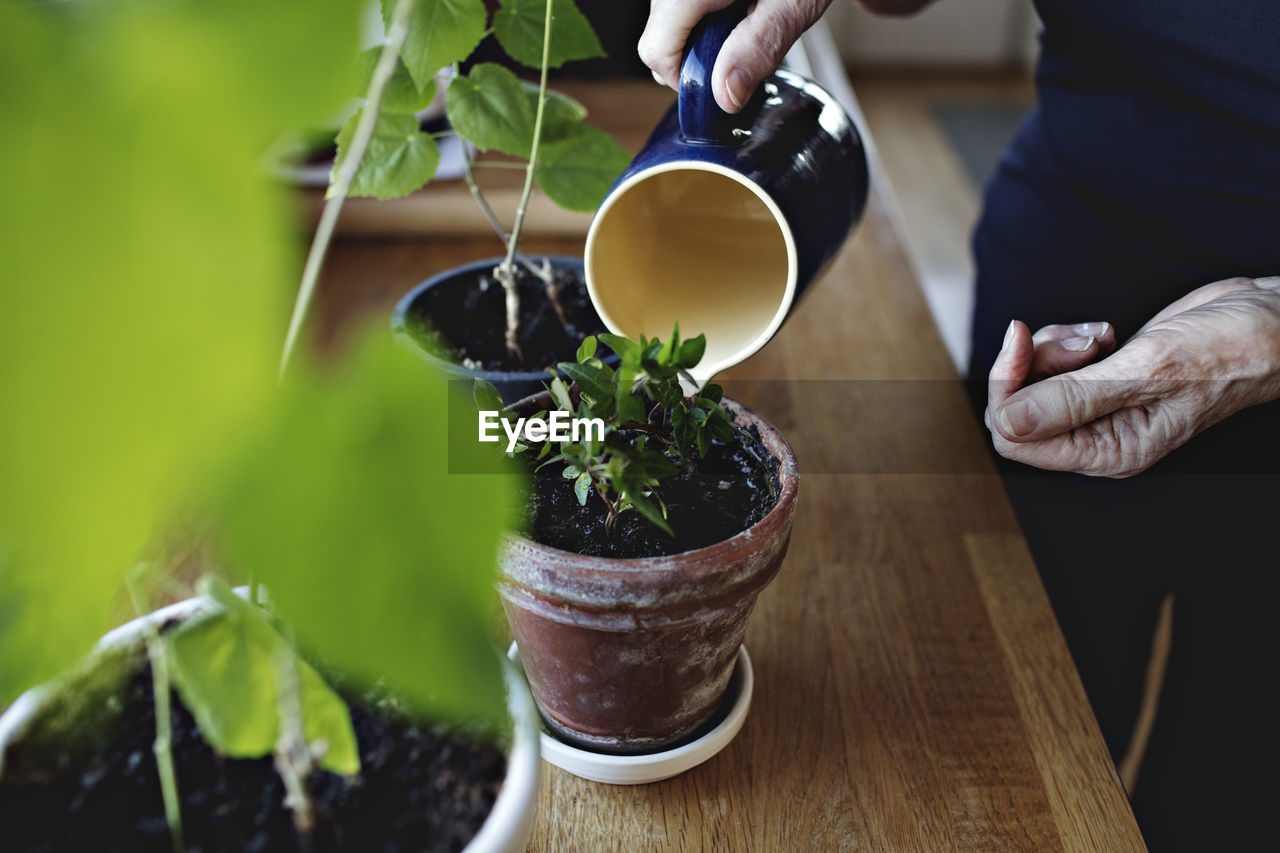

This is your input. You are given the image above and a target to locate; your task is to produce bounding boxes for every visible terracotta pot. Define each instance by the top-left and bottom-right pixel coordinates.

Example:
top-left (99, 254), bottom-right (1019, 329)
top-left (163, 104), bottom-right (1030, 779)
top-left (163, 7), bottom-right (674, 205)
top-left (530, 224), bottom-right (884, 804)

top-left (498, 397), bottom-right (799, 754)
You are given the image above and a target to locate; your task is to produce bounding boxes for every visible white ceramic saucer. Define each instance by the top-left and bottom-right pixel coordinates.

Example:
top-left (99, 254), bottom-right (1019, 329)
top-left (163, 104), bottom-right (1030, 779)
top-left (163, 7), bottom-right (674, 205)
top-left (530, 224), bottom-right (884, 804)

top-left (506, 644), bottom-right (753, 785)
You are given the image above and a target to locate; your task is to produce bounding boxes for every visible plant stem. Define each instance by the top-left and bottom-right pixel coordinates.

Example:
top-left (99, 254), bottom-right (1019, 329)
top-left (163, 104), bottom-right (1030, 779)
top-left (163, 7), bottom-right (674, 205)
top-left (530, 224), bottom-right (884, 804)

top-left (501, 0), bottom-right (554, 279)
top-left (495, 0), bottom-right (569, 348)
top-left (469, 159), bottom-right (528, 169)
top-left (456, 111), bottom-right (547, 282)
top-left (273, 645), bottom-right (316, 839)
top-left (460, 127), bottom-right (514, 246)
top-left (491, 0), bottom-right (568, 350)
top-left (126, 567), bottom-right (184, 853)
top-left (278, 0), bottom-right (417, 380)
top-left (538, 255), bottom-right (569, 327)
top-left (459, 98), bottom-right (544, 360)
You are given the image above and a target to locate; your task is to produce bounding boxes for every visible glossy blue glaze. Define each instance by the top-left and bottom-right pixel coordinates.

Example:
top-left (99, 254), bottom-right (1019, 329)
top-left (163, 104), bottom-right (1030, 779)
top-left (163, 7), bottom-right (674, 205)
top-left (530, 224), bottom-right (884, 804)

top-left (677, 0), bottom-right (761, 145)
top-left (648, 73), bottom-right (868, 306)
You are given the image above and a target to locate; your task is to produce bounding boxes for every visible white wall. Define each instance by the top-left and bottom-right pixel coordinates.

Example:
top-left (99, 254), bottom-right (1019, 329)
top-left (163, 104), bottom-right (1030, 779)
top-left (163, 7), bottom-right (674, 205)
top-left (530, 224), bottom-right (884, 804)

top-left (824, 0), bottom-right (1040, 68)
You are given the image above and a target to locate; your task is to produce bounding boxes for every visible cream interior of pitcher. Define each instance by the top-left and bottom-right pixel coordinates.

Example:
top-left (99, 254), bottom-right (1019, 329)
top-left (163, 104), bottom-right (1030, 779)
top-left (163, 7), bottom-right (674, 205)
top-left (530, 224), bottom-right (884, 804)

top-left (585, 162), bottom-right (796, 383)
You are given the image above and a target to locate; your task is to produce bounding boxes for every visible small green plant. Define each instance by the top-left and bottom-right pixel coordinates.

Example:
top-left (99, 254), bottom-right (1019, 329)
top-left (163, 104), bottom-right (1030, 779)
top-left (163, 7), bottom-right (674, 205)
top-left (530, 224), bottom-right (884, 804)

top-left (483, 326), bottom-right (741, 535)
top-left (282, 0), bottom-right (631, 369)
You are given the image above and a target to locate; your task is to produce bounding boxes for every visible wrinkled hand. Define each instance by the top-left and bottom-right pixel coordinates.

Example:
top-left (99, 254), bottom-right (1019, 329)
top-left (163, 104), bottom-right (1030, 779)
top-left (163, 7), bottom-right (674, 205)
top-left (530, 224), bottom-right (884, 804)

top-left (639, 0), bottom-right (834, 114)
top-left (987, 277), bottom-right (1280, 477)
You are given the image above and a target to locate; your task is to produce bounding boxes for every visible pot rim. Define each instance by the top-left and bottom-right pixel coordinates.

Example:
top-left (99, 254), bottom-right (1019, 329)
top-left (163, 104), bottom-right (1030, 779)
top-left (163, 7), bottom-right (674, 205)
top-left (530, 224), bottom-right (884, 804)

top-left (0, 593), bottom-right (540, 853)
top-left (502, 394), bottom-right (799, 572)
top-left (391, 255), bottom-right (598, 383)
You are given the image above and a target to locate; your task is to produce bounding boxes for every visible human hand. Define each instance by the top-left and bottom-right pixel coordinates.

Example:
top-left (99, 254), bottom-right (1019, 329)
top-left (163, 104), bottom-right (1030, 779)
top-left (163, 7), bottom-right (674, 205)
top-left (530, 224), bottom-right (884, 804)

top-left (986, 277), bottom-right (1280, 477)
top-left (638, 0), bottom-right (834, 114)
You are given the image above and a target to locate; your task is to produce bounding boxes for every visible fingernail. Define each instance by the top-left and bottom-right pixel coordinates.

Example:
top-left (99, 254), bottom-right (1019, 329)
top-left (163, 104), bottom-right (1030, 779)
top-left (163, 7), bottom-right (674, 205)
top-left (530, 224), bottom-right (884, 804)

top-left (998, 400), bottom-right (1039, 438)
top-left (651, 69), bottom-right (665, 86)
top-left (1001, 320), bottom-right (1016, 352)
top-left (1061, 335), bottom-right (1095, 352)
top-left (1073, 322), bottom-right (1108, 337)
top-left (726, 68), bottom-right (751, 109)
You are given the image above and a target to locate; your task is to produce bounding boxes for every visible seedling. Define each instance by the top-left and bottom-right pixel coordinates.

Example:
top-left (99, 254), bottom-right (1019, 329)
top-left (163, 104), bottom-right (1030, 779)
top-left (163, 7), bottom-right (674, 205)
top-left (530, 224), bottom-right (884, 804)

top-left (283, 0), bottom-right (630, 371)
top-left (484, 326), bottom-right (741, 535)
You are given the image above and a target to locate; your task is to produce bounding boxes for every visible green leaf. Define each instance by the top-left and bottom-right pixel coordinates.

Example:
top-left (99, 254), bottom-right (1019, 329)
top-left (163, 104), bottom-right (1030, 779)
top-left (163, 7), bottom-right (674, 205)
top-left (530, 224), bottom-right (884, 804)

top-left (599, 333), bottom-right (640, 365)
top-left (493, 0), bottom-right (605, 70)
top-left (549, 375), bottom-right (573, 412)
top-left (473, 378), bottom-right (505, 414)
top-left (656, 324), bottom-right (679, 366)
top-left (613, 365), bottom-right (646, 425)
top-left (699, 383), bottom-right (724, 404)
top-left (697, 425), bottom-right (712, 458)
top-left (574, 472), bottom-right (592, 505)
top-left (356, 48), bottom-right (436, 114)
top-left (678, 335), bottom-right (707, 369)
top-left (332, 109), bottom-right (440, 200)
top-left (168, 578), bottom-right (359, 775)
top-left (385, 0), bottom-right (487, 91)
top-left (627, 490), bottom-right (674, 537)
top-left (214, 332), bottom-right (519, 729)
top-left (635, 449), bottom-right (680, 480)
top-left (447, 63), bottom-right (535, 157)
top-left (532, 86), bottom-right (590, 140)
top-left (535, 122), bottom-right (631, 212)
top-left (576, 335), bottom-right (597, 363)
top-left (556, 361), bottom-right (612, 405)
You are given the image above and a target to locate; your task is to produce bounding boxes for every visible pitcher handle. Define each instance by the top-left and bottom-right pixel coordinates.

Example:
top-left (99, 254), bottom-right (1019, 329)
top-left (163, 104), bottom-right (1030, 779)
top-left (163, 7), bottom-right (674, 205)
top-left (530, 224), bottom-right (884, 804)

top-left (678, 0), bottom-right (757, 145)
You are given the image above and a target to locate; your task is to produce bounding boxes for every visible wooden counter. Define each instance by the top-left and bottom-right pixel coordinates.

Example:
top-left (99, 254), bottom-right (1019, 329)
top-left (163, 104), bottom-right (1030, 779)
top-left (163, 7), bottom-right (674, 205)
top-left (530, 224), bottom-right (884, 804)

top-left (313, 79), bottom-right (1145, 852)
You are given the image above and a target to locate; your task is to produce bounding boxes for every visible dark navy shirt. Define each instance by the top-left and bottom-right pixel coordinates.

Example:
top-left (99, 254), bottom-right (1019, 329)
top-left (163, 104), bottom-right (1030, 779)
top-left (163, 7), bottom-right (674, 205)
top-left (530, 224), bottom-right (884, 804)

top-left (971, 0), bottom-right (1280, 374)
top-left (1029, 0), bottom-right (1280, 275)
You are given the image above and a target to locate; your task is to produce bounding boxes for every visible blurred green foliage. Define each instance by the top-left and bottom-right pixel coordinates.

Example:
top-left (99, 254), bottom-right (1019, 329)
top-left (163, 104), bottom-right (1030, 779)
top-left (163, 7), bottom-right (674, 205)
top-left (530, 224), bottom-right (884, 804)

top-left (0, 0), bottom-right (360, 704)
top-left (214, 332), bottom-right (518, 728)
top-left (0, 0), bottom-right (518, 735)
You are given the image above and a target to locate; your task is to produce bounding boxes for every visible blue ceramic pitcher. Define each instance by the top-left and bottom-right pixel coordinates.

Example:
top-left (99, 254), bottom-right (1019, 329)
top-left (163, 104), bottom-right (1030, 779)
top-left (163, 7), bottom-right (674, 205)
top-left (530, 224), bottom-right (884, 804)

top-left (585, 0), bottom-right (869, 381)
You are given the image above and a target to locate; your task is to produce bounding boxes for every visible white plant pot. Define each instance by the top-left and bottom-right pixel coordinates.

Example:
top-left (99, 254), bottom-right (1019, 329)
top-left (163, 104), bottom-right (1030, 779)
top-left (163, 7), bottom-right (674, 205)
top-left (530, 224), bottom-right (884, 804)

top-left (0, 594), bottom-right (540, 853)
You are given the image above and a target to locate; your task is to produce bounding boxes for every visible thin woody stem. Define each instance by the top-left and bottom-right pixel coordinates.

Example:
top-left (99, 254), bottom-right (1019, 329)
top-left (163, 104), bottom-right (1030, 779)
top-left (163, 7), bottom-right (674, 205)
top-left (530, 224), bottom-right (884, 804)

top-left (126, 566), bottom-right (184, 853)
top-left (497, 0), bottom-right (568, 332)
top-left (273, 646), bottom-right (316, 838)
top-left (457, 119), bottom-right (547, 282)
top-left (495, 0), bottom-right (556, 357)
top-left (278, 0), bottom-right (416, 380)
top-left (500, 0), bottom-right (554, 278)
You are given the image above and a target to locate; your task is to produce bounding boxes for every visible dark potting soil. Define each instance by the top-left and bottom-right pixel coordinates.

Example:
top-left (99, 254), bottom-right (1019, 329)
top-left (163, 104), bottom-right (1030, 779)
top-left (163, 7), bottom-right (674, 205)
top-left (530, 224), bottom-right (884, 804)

top-left (406, 263), bottom-right (606, 373)
top-left (525, 420), bottom-right (781, 558)
top-left (0, 663), bottom-right (506, 853)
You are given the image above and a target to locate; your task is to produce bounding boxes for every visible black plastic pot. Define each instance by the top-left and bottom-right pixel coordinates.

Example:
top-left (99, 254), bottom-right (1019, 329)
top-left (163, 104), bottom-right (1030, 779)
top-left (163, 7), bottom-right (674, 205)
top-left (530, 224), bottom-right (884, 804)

top-left (391, 256), bottom-right (616, 404)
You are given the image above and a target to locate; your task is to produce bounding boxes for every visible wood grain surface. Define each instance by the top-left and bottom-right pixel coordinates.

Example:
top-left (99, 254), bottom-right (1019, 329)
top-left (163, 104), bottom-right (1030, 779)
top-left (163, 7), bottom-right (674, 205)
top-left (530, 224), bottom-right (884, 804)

top-left (310, 79), bottom-right (1145, 853)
